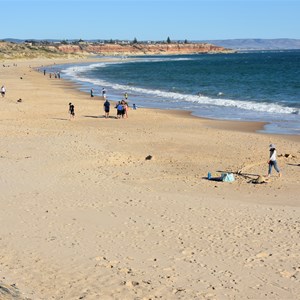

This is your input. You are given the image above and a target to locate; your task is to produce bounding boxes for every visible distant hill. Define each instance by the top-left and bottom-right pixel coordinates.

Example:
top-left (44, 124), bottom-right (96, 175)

top-left (200, 39), bottom-right (300, 50)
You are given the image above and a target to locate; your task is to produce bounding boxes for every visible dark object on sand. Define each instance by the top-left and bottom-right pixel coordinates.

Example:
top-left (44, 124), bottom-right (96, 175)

top-left (145, 155), bottom-right (153, 160)
top-left (17, 98), bottom-right (22, 103)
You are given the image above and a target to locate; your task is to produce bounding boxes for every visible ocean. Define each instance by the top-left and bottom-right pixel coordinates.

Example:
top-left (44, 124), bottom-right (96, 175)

top-left (48, 51), bottom-right (300, 135)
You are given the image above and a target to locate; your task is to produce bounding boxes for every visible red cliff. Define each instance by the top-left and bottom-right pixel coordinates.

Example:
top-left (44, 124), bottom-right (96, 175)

top-left (57, 43), bottom-right (233, 56)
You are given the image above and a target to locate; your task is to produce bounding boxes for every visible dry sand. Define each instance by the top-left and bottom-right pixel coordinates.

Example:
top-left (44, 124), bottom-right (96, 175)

top-left (0, 58), bottom-right (299, 300)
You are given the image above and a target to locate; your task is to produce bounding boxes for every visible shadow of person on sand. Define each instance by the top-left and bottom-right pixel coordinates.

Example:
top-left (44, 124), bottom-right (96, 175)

top-left (202, 176), bottom-right (223, 182)
top-left (51, 118), bottom-right (69, 121)
top-left (84, 115), bottom-right (118, 119)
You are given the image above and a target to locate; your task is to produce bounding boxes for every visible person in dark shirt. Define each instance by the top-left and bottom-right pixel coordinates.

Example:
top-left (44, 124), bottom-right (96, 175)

top-left (103, 99), bottom-right (110, 118)
top-left (69, 102), bottom-right (75, 120)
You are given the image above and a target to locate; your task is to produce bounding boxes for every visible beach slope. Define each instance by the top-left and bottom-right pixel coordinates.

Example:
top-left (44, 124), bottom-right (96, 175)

top-left (0, 58), bottom-right (299, 299)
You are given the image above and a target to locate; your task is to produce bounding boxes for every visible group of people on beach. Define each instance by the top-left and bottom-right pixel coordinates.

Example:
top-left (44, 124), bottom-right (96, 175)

top-left (115, 99), bottom-right (129, 119)
top-left (42, 69), bottom-right (61, 79)
top-left (69, 88), bottom-right (134, 121)
top-left (101, 98), bottom-right (131, 119)
top-left (92, 89), bottom-right (133, 119)
top-left (43, 69), bottom-right (60, 79)
top-left (91, 88), bottom-right (107, 99)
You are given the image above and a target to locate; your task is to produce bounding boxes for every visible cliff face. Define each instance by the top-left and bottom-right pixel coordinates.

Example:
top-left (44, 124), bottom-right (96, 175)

top-left (58, 43), bottom-right (233, 55)
top-left (0, 41), bottom-right (233, 59)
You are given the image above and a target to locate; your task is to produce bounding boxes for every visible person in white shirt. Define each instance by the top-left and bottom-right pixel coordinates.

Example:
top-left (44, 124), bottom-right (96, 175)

top-left (268, 144), bottom-right (281, 177)
top-left (102, 88), bottom-right (107, 99)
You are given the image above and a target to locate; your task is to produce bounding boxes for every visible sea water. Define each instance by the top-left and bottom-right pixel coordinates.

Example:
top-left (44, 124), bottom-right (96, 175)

top-left (48, 51), bottom-right (300, 135)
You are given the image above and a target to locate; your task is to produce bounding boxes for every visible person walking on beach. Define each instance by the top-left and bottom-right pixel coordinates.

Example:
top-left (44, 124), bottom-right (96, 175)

top-left (1, 85), bottom-right (6, 97)
top-left (69, 102), bottom-right (75, 120)
top-left (267, 144), bottom-right (281, 177)
top-left (90, 88), bottom-right (94, 98)
top-left (102, 88), bottom-right (107, 99)
top-left (123, 100), bottom-right (129, 118)
top-left (124, 92), bottom-right (128, 100)
top-left (116, 101), bottom-right (124, 119)
top-left (103, 99), bottom-right (110, 118)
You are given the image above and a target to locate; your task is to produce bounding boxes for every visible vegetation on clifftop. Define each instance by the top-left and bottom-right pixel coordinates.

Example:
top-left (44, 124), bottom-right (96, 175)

top-left (0, 41), bottom-right (83, 59)
top-left (0, 40), bottom-right (234, 60)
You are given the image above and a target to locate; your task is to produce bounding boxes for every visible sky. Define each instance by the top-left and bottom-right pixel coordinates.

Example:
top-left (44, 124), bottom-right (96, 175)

top-left (1, 0), bottom-right (300, 41)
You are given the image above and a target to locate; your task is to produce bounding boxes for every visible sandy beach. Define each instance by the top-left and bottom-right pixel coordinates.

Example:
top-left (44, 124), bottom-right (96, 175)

top-left (0, 58), bottom-right (299, 300)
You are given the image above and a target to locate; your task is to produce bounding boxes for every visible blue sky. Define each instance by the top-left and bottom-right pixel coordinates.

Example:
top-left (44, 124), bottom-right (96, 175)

top-left (1, 0), bottom-right (300, 41)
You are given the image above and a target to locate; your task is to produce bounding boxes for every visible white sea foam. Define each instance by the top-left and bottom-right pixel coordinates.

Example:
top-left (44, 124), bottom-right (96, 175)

top-left (63, 62), bottom-right (298, 115)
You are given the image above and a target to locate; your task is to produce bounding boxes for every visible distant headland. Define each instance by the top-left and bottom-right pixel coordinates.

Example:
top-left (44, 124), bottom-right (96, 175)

top-left (201, 38), bottom-right (300, 50)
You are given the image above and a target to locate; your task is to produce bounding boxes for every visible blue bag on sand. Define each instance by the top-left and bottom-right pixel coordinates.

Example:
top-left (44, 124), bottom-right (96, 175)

top-left (221, 173), bottom-right (235, 182)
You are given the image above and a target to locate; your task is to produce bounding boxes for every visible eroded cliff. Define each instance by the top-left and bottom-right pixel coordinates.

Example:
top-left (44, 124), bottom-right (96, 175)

top-left (0, 41), bottom-right (234, 59)
top-left (58, 42), bottom-right (233, 55)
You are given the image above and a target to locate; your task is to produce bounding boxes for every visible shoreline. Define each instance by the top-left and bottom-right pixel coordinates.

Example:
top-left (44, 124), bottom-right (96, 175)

top-left (31, 56), bottom-right (300, 142)
top-left (1, 57), bottom-right (299, 299)
top-left (38, 57), bottom-right (271, 136)
top-left (49, 55), bottom-right (300, 137)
